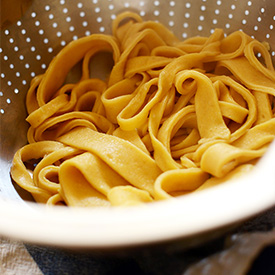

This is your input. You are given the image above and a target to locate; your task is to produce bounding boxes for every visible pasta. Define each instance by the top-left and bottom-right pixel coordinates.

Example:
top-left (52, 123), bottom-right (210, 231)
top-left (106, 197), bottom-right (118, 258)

top-left (11, 11), bottom-right (275, 207)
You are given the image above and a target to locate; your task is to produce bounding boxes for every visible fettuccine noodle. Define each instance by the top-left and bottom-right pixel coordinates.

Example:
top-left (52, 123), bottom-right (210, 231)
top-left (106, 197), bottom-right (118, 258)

top-left (11, 12), bottom-right (275, 207)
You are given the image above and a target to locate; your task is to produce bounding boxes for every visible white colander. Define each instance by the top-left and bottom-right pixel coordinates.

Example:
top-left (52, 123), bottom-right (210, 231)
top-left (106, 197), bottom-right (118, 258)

top-left (0, 0), bottom-right (275, 249)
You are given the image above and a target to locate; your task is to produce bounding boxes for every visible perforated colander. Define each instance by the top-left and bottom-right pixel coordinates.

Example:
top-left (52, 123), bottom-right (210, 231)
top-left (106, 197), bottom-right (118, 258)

top-left (1, 0), bottom-right (275, 201)
top-left (0, 0), bottom-right (275, 248)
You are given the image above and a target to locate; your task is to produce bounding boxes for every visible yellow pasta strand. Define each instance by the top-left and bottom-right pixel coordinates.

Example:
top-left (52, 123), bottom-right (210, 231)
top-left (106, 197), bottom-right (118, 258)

top-left (108, 186), bottom-right (153, 206)
top-left (11, 141), bottom-right (66, 203)
top-left (200, 143), bottom-right (266, 178)
top-left (37, 34), bottom-right (120, 105)
top-left (215, 57), bottom-right (275, 96)
top-left (59, 152), bottom-right (132, 207)
top-left (58, 127), bottom-right (162, 197)
top-left (59, 163), bottom-right (111, 207)
top-left (175, 70), bottom-right (231, 142)
top-left (154, 168), bottom-right (209, 199)
top-left (195, 164), bottom-right (254, 192)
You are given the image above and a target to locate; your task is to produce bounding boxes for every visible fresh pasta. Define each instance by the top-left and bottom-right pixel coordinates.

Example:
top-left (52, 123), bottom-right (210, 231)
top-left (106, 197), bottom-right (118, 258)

top-left (11, 12), bottom-right (275, 207)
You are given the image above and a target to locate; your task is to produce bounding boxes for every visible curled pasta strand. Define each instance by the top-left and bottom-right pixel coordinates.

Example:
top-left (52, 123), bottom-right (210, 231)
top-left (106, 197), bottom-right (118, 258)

top-left (176, 70), bottom-right (230, 142)
top-left (252, 91), bottom-right (273, 125)
top-left (33, 146), bottom-right (82, 189)
top-left (102, 74), bottom-right (147, 123)
top-left (176, 29), bottom-right (224, 54)
top-left (210, 75), bottom-right (257, 142)
top-left (232, 118), bottom-right (275, 150)
top-left (60, 152), bottom-right (129, 200)
top-left (107, 186), bottom-right (153, 206)
top-left (215, 57), bottom-right (275, 96)
top-left (58, 127), bottom-right (162, 197)
top-left (60, 161), bottom-right (111, 207)
top-left (11, 141), bottom-right (66, 203)
top-left (62, 79), bottom-right (106, 113)
top-left (154, 168), bottom-right (209, 200)
top-left (244, 40), bottom-right (275, 81)
top-left (109, 28), bottom-right (168, 85)
top-left (200, 142), bottom-right (266, 178)
top-left (216, 30), bottom-right (252, 60)
top-left (113, 127), bottom-right (150, 155)
top-left (37, 34), bottom-right (120, 105)
top-left (26, 94), bottom-right (69, 128)
top-left (125, 56), bottom-right (173, 78)
top-left (148, 89), bottom-right (184, 171)
top-left (38, 166), bottom-right (60, 194)
top-left (29, 111), bottom-right (114, 142)
top-left (117, 77), bottom-right (159, 131)
top-left (157, 105), bottom-right (196, 153)
top-left (112, 11), bottom-right (143, 41)
top-left (47, 193), bottom-right (65, 206)
top-left (195, 164), bottom-right (254, 192)
top-left (26, 74), bottom-right (43, 114)
top-left (171, 129), bottom-right (200, 158)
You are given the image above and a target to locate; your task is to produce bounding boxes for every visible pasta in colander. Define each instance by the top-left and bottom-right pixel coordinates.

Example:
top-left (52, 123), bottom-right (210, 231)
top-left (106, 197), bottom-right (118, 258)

top-left (11, 12), bottom-right (275, 207)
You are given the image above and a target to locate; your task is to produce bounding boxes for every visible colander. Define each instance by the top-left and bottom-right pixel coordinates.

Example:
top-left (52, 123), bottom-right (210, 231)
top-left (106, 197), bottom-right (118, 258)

top-left (0, 0), bottom-right (275, 249)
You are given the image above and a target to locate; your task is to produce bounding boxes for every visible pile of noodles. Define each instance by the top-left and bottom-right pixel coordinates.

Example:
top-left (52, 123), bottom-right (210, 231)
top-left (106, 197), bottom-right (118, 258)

top-left (11, 12), bottom-right (275, 207)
